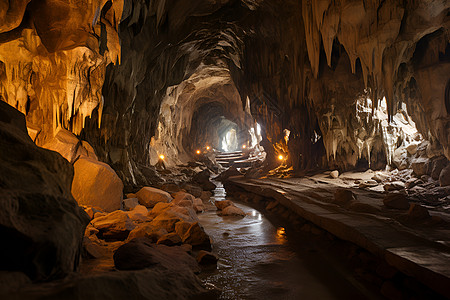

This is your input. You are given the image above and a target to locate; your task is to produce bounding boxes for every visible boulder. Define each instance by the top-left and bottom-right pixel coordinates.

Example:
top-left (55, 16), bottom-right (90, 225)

top-left (406, 142), bottom-right (419, 155)
top-left (0, 101), bottom-right (89, 281)
top-left (405, 178), bottom-right (422, 189)
top-left (407, 204), bottom-right (430, 220)
top-left (172, 191), bottom-right (195, 204)
top-left (200, 191), bottom-right (213, 201)
top-left (126, 205), bottom-right (150, 222)
top-left (330, 170), bottom-right (339, 178)
top-left (175, 221), bottom-right (193, 238)
top-left (123, 198), bottom-right (139, 211)
top-left (383, 193), bottom-right (409, 210)
top-left (214, 200), bottom-right (233, 210)
top-left (113, 238), bottom-right (200, 273)
top-left (91, 210), bottom-right (136, 240)
top-left (149, 206), bottom-right (197, 233)
top-left (358, 180), bottom-right (378, 188)
top-left (333, 189), bottom-right (356, 206)
top-left (216, 166), bottom-right (241, 181)
top-left (72, 157), bottom-right (124, 212)
top-left (42, 128), bottom-right (97, 163)
top-left (181, 184), bottom-right (203, 198)
top-left (156, 233), bottom-right (182, 246)
top-left (136, 187), bottom-right (172, 208)
top-left (193, 198), bottom-right (205, 212)
top-left (179, 222), bottom-right (211, 250)
top-left (197, 250), bottom-right (218, 265)
top-left (411, 157), bottom-right (429, 176)
top-left (439, 165), bottom-right (450, 187)
top-left (393, 147), bottom-right (408, 170)
top-left (220, 205), bottom-right (246, 217)
top-left (430, 156), bottom-right (448, 180)
top-left (372, 172), bottom-right (389, 183)
top-left (127, 224), bottom-right (168, 242)
top-left (383, 181), bottom-right (405, 191)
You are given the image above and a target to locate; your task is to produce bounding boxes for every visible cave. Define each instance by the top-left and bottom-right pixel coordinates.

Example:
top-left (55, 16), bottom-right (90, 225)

top-left (0, 1), bottom-right (449, 299)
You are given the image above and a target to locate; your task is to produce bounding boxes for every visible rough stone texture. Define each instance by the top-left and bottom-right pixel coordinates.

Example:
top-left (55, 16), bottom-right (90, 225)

top-left (91, 210), bottom-right (136, 240)
top-left (440, 165), bottom-right (450, 187)
top-left (220, 205), bottom-right (246, 217)
top-left (383, 193), bottom-right (409, 210)
top-left (123, 198), bottom-right (139, 211)
top-left (197, 250), bottom-right (218, 265)
top-left (179, 222), bottom-right (211, 250)
top-left (0, 101), bottom-right (89, 281)
top-left (71, 157), bottom-right (124, 212)
top-left (215, 200), bottom-right (233, 210)
top-left (127, 224), bottom-right (168, 243)
top-left (136, 187), bottom-right (172, 208)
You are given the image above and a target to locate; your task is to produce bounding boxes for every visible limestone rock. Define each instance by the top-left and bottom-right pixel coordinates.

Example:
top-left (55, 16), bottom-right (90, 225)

top-left (406, 142), bottom-right (419, 155)
top-left (91, 210), bottom-right (136, 240)
top-left (431, 156), bottom-right (448, 180)
top-left (156, 233), bottom-right (182, 246)
top-left (42, 128), bottom-right (97, 163)
top-left (330, 170), bottom-right (339, 178)
top-left (393, 147), bottom-right (408, 170)
top-left (383, 181), bottom-right (405, 191)
top-left (127, 224), bottom-right (168, 242)
top-left (197, 250), bottom-right (218, 265)
top-left (136, 187), bottom-right (172, 208)
top-left (215, 200), bottom-right (233, 210)
top-left (383, 193), bottom-right (409, 210)
top-left (72, 157), bottom-right (124, 212)
top-left (123, 198), bottom-right (139, 211)
top-left (0, 101), bottom-right (89, 281)
top-left (220, 205), bottom-right (246, 217)
top-left (411, 158), bottom-right (429, 177)
top-left (439, 165), bottom-right (450, 187)
top-left (407, 204), bottom-right (430, 220)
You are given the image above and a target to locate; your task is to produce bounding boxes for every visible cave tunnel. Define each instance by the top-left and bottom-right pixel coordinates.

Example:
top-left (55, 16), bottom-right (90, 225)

top-left (0, 0), bottom-right (450, 299)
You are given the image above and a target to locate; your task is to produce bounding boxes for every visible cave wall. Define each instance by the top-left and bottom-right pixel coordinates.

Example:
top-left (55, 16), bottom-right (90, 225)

top-left (0, 0), bottom-right (449, 181)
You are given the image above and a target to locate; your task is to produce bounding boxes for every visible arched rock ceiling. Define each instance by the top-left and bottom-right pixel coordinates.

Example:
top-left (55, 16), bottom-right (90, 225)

top-left (0, 0), bottom-right (449, 184)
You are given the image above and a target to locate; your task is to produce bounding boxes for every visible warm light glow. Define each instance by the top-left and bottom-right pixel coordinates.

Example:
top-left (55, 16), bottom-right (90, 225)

top-left (159, 154), bottom-right (165, 160)
top-left (196, 150), bottom-right (201, 154)
top-left (278, 154), bottom-right (284, 160)
top-left (206, 146), bottom-right (210, 150)
top-left (242, 145), bottom-right (246, 149)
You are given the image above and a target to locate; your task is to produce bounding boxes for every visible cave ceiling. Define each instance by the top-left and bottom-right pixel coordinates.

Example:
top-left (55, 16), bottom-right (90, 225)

top-left (0, 0), bottom-right (449, 182)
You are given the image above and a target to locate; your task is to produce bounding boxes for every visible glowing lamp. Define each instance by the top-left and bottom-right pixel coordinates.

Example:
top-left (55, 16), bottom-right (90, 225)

top-left (242, 145), bottom-right (246, 149)
top-left (206, 146), bottom-right (210, 150)
top-left (278, 154), bottom-right (284, 161)
top-left (196, 150), bottom-right (201, 154)
top-left (159, 154), bottom-right (165, 160)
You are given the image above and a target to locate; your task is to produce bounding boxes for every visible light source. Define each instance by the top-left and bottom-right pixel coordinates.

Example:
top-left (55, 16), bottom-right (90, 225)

top-left (196, 150), bottom-right (201, 154)
top-left (278, 154), bottom-right (284, 161)
top-left (242, 145), bottom-right (246, 149)
top-left (206, 146), bottom-right (210, 150)
top-left (159, 154), bottom-right (165, 160)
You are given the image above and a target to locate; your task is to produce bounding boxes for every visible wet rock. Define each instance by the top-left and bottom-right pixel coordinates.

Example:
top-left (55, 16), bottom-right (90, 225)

top-left (157, 233), bottom-right (182, 246)
top-left (214, 200), bottom-right (233, 210)
top-left (411, 157), bottom-right (429, 176)
top-left (383, 193), bottom-right (409, 210)
top-left (123, 198), bottom-right (139, 211)
top-left (72, 157), bottom-right (124, 212)
top-left (197, 250), bottom-right (218, 265)
top-left (333, 189), bottom-right (356, 206)
top-left (439, 165), bottom-right (450, 187)
top-left (91, 210), bottom-right (136, 240)
top-left (127, 224), bottom-right (168, 242)
top-left (383, 181), bottom-right (405, 191)
top-left (330, 170), bottom-right (339, 178)
top-left (407, 204), bottom-right (430, 220)
top-left (136, 187), bottom-right (172, 208)
top-left (179, 222), bottom-right (211, 250)
top-left (0, 101), bottom-right (89, 281)
top-left (220, 205), bottom-right (246, 217)
top-left (430, 156), bottom-right (448, 180)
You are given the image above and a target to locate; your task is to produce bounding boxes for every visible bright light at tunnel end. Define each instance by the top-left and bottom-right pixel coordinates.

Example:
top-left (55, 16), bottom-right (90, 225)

top-left (196, 150), bottom-right (201, 154)
top-left (278, 154), bottom-right (284, 161)
top-left (159, 154), bottom-right (165, 160)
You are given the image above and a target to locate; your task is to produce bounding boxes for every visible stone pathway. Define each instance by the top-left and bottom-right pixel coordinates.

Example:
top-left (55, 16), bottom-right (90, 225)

top-left (227, 173), bottom-right (450, 298)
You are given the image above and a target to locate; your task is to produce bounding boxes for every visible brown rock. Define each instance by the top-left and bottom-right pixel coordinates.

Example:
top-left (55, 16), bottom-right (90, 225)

top-left (431, 156), bottom-right (448, 180)
top-left (173, 191), bottom-right (195, 204)
top-left (123, 198), bottom-right (139, 211)
top-left (72, 157), bottom-right (124, 212)
top-left (383, 181), bottom-right (405, 191)
top-left (215, 200), bottom-right (233, 210)
top-left (197, 250), bottom-right (218, 265)
top-left (333, 189), bottom-right (356, 205)
top-left (157, 233), bottom-right (182, 246)
top-left (175, 221), bottom-right (193, 238)
top-left (383, 193), bottom-right (409, 210)
top-left (200, 191), bottom-right (213, 201)
top-left (91, 210), bottom-right (136, 240)
top-left (136, 187), bottom-right (172, 208)
top-left (180, 222), bottom-right (211, 250)
top-left (220, 205), bottom-right (246, 217)
top-left (126, 205), bottom-right (149, 222)
top-left (440, 165), bottom-right (450, 187)
top-left (127, 224), bottom-right (168, 242)
top-left (407, 203), bottom-right (430, 220)
top-left (266, 200), bottom-right (279, 211)
top-left (411, 157), bottom-right (429, 176)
